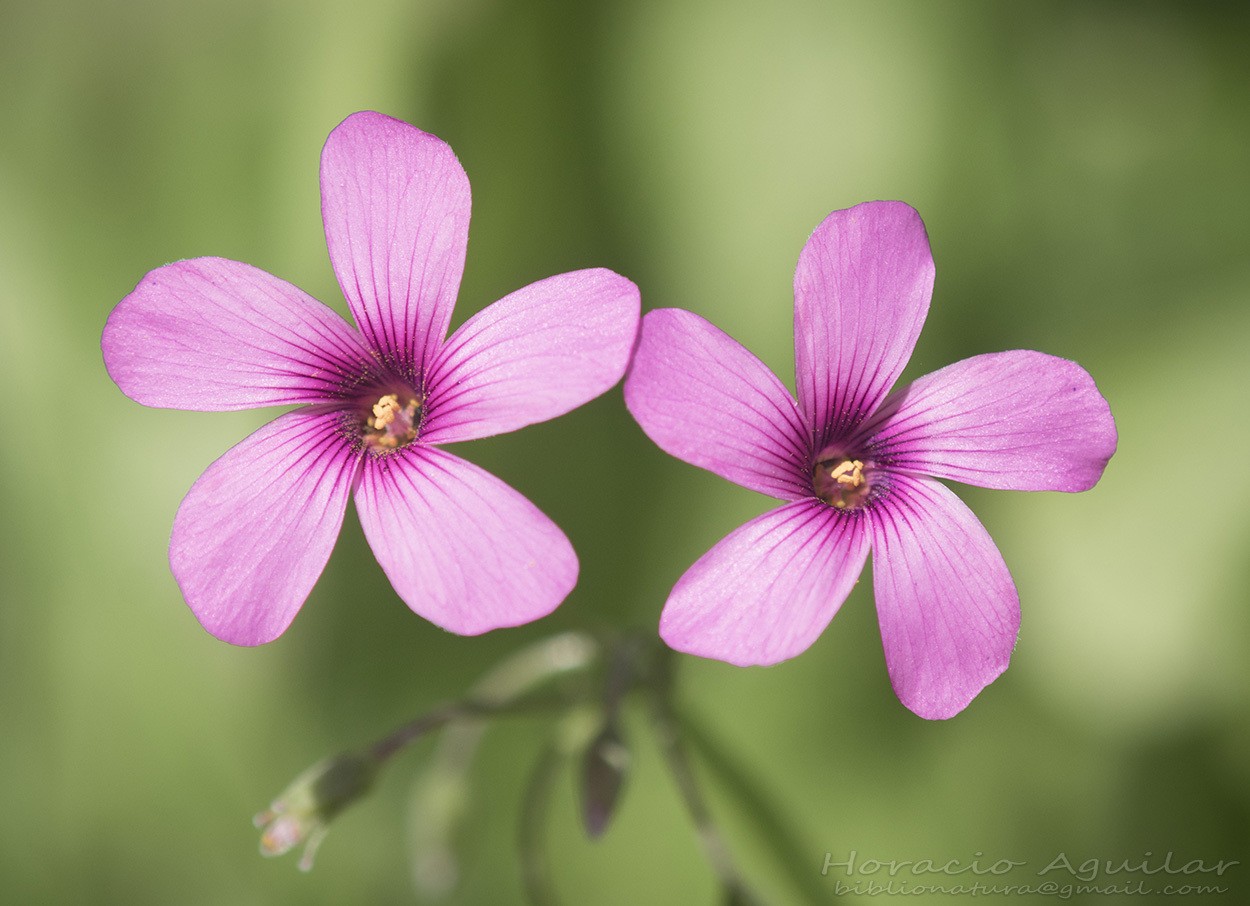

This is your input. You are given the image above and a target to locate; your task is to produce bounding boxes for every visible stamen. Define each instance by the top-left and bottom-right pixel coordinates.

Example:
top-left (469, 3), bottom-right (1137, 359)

top-left (828, 459), bottom-right (864, 488)
top-left (369, 394), bottom-right (402, 430)
top-left (361, 391), bottom-right (421, 452)
top-left (812, 456), bottom-right (872, 510)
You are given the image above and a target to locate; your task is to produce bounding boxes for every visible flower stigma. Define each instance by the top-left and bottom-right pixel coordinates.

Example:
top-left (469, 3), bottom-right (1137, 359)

top-left (813, 456), bottom-right (873, 510)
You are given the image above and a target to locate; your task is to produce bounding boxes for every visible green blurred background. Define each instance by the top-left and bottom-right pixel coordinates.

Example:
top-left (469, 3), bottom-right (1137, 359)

top-left (2, 1), bottom-right (1247, 903)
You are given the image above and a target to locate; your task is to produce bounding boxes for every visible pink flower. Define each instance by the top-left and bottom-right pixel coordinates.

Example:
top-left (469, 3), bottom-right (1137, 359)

top-left (103, 112), bottom-right (640, 645)
top-left (624, 201), bottom-right (1116, 719)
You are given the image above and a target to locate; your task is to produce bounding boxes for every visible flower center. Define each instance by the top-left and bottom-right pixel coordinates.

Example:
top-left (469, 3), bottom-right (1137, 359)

top-left (362, 392), bottom-right (421, 452)
top-left (813, 456), bottom-right (873, 510)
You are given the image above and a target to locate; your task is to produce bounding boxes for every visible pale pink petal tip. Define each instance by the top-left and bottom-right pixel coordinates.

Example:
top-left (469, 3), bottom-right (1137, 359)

top-left (659, 500), bottom-right (869, 666)
top-left (868, 475), bottom-right (1021, 720)
top-left (102, 257), bottom-right (373, 411)
top-left (624, 308), bottom-right (812, 500)
top-left (355, 446), bottom-right (578, 635)
top-left (867, 350), bottom-right (1117, 493)
top-left (422, 268), bottom-right (642, 444)
top-left (793, 200), bottom-right (935, 439)
top-left (170, 411), bottom-right (359, 646)
top-left (321, 111), bottom-right (471, 377)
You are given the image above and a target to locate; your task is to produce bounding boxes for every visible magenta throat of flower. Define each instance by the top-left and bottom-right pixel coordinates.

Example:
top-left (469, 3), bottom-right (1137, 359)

top-left (339, 385), bottom-right (423, 454)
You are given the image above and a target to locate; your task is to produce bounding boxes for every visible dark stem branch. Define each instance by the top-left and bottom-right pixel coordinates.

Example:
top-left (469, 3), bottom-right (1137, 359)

top-left (519, 739), bottom-right (566, 906)
top-left (646, 650), bottom-right (766, 904)
top-left (369, 693), bottom-right (572, 764)
top-left (679, 709), bottom-right (832, 906)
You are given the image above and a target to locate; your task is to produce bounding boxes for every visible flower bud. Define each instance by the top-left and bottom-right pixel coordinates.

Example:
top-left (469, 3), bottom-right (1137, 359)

top-left (253, 750), bottom-right (377, 870)
top-left (580, 723), bottom-right (630, 839)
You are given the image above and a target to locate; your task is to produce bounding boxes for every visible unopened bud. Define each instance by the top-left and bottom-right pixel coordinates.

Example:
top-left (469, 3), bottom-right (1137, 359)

top-left (580, 724), bottom-right (630, 839)
top-left (253, 750), bottom-right (377, 871)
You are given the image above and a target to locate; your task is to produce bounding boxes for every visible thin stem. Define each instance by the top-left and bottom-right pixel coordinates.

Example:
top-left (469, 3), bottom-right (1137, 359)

top-left (368, 693), bottom-right (571, 764)
top-left (408, 632), bottom-right (601, 898)
top-left (369, 700), bottom-right (488, 763)
top-left (645, 650), bottom-right (765, 904)
top-left (602, 633), bottom-right (645, 713)
top-left (378, 632), bottom-right (600, 764)
top-left (518, 738), bottom-right (566, 906)
top-left (679, 709), bottom-right (831, 906)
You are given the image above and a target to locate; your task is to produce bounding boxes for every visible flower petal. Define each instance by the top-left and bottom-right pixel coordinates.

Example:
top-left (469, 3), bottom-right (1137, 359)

top-left (421, 269), bottom-right (641, 443)
top-left (170, 410), bottom-right (361, 645)
top-left (320, 111), bottom-right (470, 379)
top-left (659, 500), bottom-right (869, 666)
top-left (794, 201), bottom-right (934, 445)
top-left (355, 446), bottom-right (577, 634)
top-left (862, 351), bottom-right (1117, 492)
top-left (866, 474), bottom-right (1020, 719)
top-left (103, 258), bottom-right (376, 411)
top-left (624, 309), bottom-right (812, 500)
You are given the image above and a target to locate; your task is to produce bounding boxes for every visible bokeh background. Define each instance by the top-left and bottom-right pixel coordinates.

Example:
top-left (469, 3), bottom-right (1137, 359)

top-left (2, 1), bottom-right (1247, 903)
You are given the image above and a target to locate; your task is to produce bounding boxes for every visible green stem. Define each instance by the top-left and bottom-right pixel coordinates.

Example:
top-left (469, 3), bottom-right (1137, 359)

top-left (407, 632), bottom-right (600, 898)
top-left (646, 648), bottom-right (767, 904)
top-left (518, 738), bottom-right (566, 906)
top-left (679, 709), bottom-right (832, 906)
top-left (368, 692), bottom-right (574, 764)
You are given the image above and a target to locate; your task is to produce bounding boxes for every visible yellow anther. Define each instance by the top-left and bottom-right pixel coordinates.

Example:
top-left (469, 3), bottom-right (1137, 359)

top-left (362, 392), bottom-right (421, 453)
top-left (813, 454), bottom-right (871, 510)
top-left (369, 394), bottom-right (401, 430)
top-left (829, 459), bottom-right (864, 488)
